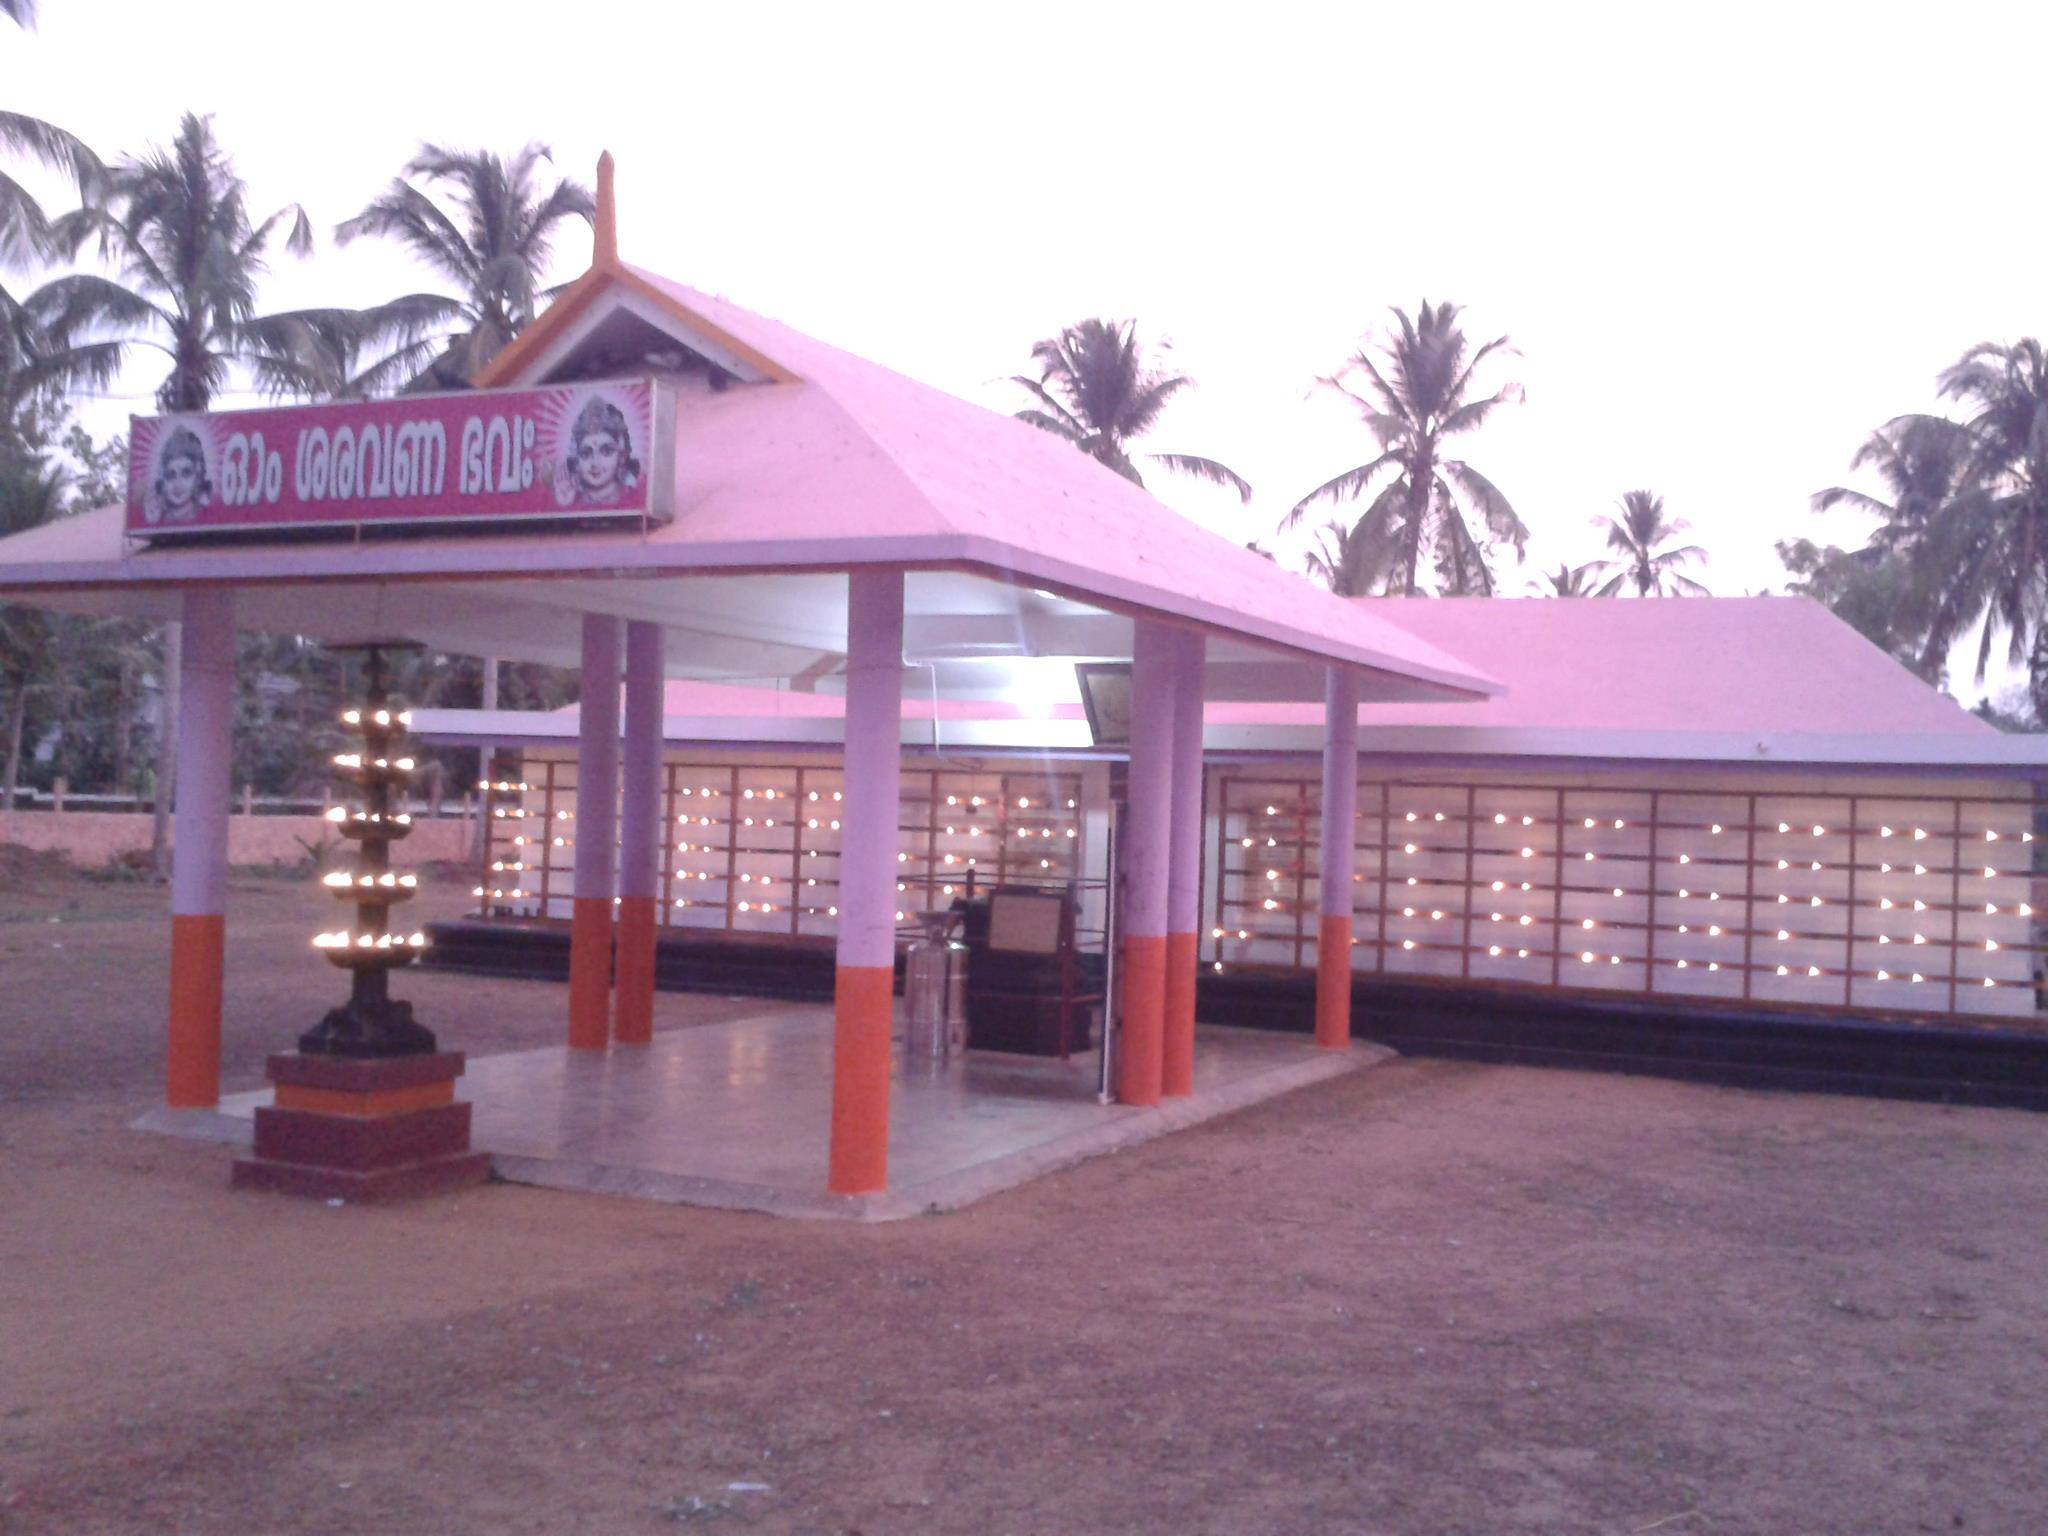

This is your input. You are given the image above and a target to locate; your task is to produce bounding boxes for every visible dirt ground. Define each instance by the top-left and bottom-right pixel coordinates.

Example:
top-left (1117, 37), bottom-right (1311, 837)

top-left (2, 860), bottom-right (2045, 1535)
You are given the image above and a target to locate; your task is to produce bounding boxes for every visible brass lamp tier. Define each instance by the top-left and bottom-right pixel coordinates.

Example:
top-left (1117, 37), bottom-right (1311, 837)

top-left (300, 644), bottom-right (436, 1058)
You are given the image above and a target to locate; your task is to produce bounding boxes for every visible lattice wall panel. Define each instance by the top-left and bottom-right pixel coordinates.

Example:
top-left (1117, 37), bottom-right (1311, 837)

top-left (486, 755), bottom-right (1083, 940)
top-left (1210, 771), bottom-right (2041, 1024)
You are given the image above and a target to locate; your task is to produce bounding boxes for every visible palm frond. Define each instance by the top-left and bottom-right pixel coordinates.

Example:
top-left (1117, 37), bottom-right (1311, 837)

top-left (1146, 452), bottom-right (1251, 502)
top-left (242, 202), bottom-right (313, 261)
top-left (1014, 409), bottom-right (1084, 441)
top-left (1438, 459), bottom-right (1528, 552)
top-left (1117, 372), bottom-right (1191, 440)
top-left (342, 334), bottom-right (455, 399)
top-left (23, 271), bottom-right (169, 340)
top-left (1283, 453), bottom-right (1398, 528)
top-left (1812, 486), bottom-right (1898, 517)
top-left (1008, 373), bottom-right (1084, 436)
top-left (1436, 384), bottom-right (1520, 440)
top-left (0, 110), bottom-right (102, 189)
top-left (336, 181), bottom-right (479, 288)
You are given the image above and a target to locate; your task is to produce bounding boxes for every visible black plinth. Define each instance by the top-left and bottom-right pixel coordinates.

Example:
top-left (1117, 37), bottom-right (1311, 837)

top-left (299, 991), bottom-right (438, 1057)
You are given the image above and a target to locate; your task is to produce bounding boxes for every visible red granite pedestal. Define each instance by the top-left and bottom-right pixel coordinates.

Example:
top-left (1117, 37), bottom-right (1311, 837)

top-left (231, 1051), bottom-right (489, 1202)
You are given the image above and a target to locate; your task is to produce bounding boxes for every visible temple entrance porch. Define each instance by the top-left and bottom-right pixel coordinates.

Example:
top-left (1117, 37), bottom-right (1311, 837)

top-left (142, 1008), bottom-right (1383, 1220)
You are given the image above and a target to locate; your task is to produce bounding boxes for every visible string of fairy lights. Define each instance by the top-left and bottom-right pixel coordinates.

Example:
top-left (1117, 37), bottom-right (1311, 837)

top-left (466, 756), bottom-right (2037, 1015)
top-left (477, 762), bottom-right (1086, 934)
top-left (1210, 777), bottom-right (2041, 1010)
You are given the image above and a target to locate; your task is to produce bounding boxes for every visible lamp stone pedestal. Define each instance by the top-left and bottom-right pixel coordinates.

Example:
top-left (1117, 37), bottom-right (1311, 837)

top-left (231, 1051), bottom-right (488, 1203)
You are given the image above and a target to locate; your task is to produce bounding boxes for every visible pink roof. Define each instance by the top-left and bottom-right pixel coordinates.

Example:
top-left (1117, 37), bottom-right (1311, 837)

top-left (419, 592), bottom-right (2048, 768)
top-left (590, 263), bottom-right (1501, 697)
top-left (483, 598), bottom-right (2000, 754)
top-left (1208, 596), bottom-right (1992, 736)
top-left (0, 259), bottom-right (1500, 704)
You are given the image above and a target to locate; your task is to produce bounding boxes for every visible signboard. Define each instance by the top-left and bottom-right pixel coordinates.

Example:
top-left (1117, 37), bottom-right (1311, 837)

top-left (125, 377), bottom-right (673, 542)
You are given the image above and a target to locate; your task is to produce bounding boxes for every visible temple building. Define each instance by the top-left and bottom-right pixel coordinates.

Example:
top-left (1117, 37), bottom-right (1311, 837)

top-left (419, 594), bottom-right (2045, 1028)
top-left (2, 160), bottom-right (2043, 1212)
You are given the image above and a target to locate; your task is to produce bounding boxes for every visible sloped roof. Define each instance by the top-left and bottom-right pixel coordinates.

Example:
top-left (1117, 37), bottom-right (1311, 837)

top-left (417, 597), bottom-right (2048, 772)
top-left (499, 258), bottom-right (1506, 696)
top-left (0, 246), bottom-right (1500, 706)
top-left (1224, 596), bottom-right (1990, 736)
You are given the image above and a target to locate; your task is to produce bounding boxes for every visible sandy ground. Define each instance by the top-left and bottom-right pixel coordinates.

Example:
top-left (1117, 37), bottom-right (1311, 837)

top-left (2, 856), bottom-right (2045, 1534)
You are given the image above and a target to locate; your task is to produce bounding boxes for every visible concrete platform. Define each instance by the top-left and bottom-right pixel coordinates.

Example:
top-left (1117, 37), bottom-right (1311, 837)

top-left (138, 1008), bottom-right (1390, 1220)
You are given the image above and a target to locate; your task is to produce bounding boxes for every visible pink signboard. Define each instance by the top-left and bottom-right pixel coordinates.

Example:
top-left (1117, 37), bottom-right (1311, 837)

top-left (125, 377), bottom-right (674, 541)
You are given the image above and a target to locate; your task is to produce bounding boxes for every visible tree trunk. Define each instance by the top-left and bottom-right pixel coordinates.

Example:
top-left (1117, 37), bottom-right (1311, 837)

top-left (151, 621), bottom-right (181, 880)
top-left (1402, 468), bottom-right (1429, 597)
top-left (1, 687), bottom-right (24, 812)
top-left (112, 654), bottom-right (133, 799)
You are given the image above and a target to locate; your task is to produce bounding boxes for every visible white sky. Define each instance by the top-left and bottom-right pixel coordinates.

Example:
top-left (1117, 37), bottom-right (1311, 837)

top-left (6, 0), bottom-right (2040, 701)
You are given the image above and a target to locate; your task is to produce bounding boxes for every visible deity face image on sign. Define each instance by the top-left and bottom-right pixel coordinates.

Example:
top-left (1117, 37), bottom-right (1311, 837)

top-left (550, 392), bottom-right (642, 508)
top-left (147, 424), bottom-right (214, 525)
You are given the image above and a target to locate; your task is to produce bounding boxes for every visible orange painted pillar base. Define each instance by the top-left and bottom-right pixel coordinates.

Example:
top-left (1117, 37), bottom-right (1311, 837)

top-left (1118, 934), bottom-right (1167, 1106)
top-left (613, 895), bottom-right (657, 1046)
top-left (167, 913), bottom-right (226, 1109)
top-left (567, 896), bottom-right (613, 1052)
top-left (828, 965), bottom-right (893, 1195)
top-left (1161, 931), bottom-right (1198, 1097)
top-left (1315, 914), bottom-right (1353, 1050)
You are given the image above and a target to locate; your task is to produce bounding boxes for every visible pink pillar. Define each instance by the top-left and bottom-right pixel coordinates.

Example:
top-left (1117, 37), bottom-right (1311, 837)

top-left (829, 568), bottom-right (904, 1196)
top-left (1316, 667), bottom-right (1361, 1049)
top-left (614, 620), bottom-right (663, 1046)
top-left (166, 588), bottom-right (235, 1108)
top-left (1117, 618), bottom-right (1178, 1106)
top-left (568, 614), bottom-right (621, 1051)
top-left (1162, 629), bottom-right (1206, 1097)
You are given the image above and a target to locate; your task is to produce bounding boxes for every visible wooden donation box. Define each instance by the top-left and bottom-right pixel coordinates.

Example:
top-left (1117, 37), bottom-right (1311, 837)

top-left (960, 887), bottom-right (1101, 1058)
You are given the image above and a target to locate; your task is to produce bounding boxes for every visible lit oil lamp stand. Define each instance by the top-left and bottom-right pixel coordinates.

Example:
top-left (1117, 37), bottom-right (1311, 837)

top-left (233, 645), bottom-right (487, 1203)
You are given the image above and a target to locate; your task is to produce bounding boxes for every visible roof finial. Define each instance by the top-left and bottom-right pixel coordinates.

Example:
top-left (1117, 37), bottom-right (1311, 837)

top-left (594, 150), bottom-right (618, 268)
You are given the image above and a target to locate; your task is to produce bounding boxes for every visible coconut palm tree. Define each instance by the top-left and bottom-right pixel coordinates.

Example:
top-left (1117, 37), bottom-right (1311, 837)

top-left (28, 114), bottom-right (317, 873)
top-left (1592, 491), bottom-right (1708, 596)
top-left (1531, 560), bottom-right (1603, 598)
top-left (33, 113), bottom-right (317, 410)
top-left (1813, 413), bottom-right (1973, 532)
top-left (1303, 518), bottom-right (1394, 597)
top-left (1012, 318), bottom-right (1250, 500)
top-left (2, 112), bottom-right (99, 265)
top-left (255, 297), bottom-right (469, 401)
top-left (1903, 339), bottom-right (2048, 691)
top-left (1, 105), bottom-right (114, 421)
top-left (1285, 300), bottom-right (1526, 596)
top-left (1776, 537), bottom-right (1938, 683)
top-left (1806, 412), bottom-right (1970, 670)
top-left (2, 0), bottom-right (113, 415)
top-left (335, 142), bottom-right (594, 394)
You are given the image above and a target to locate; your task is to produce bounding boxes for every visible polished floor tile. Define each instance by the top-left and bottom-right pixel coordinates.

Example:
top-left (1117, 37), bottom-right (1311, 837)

top-left (194, 1007), bottom-right (1383, 1219)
